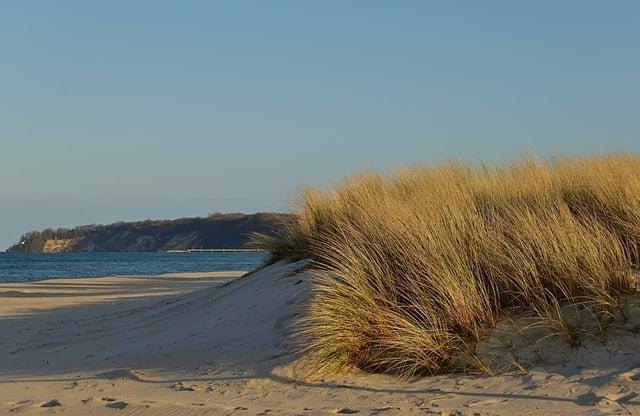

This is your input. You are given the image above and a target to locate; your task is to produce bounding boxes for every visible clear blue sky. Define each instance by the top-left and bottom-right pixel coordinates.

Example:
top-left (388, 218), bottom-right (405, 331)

top-left (1, 1), bottom-right (639, 248)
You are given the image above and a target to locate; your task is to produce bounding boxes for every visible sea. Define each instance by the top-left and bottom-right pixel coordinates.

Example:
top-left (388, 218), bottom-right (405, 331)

top-left (0, 252), bottom-right (268, 283)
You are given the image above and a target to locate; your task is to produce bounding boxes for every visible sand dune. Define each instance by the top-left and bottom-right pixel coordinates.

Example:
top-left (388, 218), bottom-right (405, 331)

top-left (1, 261), bottom-right (639, 415)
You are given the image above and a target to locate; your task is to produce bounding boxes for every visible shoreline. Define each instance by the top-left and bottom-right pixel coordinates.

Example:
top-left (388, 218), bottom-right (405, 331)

top-left (0, 269), bottom-right (248, 285)
top-left (0, 271), bottom-right (246, 316)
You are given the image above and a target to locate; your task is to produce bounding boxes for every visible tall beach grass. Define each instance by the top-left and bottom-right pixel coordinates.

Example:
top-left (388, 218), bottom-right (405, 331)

top-left (257, 154), bottom-right (640, 378)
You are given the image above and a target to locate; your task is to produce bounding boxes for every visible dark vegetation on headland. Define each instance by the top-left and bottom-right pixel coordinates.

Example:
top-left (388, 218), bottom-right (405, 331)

top-left (7, 212), bottom-right (291, 253)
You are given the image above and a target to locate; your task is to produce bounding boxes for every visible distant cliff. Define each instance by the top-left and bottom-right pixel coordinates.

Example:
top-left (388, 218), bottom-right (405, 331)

top-left (7, 213), bottom-right (291, 253)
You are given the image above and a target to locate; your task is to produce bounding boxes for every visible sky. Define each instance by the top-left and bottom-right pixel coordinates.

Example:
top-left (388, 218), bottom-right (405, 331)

top-left (1, 1), bottom-right (639, 249)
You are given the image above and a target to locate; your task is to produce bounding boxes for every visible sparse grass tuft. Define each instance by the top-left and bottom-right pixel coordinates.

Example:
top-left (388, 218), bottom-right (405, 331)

top-left (256, 154), bottom-right (640, 378)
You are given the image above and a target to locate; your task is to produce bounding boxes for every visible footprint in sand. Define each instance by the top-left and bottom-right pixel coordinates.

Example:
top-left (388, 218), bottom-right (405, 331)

top-left (105, 401), bottom-right (128, 410)
top-left (41, 399), bottom-right (62, 408)
top-left (9, 400), bottom-right (35, 413)
top-left (335, 408), bottom-right (360, 414)
top-left (172, 381), bottom-right (197, 391)
top-left (463, 398), bottom-right (509, 408)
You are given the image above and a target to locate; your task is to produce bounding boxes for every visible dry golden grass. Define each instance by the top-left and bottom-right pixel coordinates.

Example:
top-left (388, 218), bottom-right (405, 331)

top-left (257, 154), bottom-right (640, 378)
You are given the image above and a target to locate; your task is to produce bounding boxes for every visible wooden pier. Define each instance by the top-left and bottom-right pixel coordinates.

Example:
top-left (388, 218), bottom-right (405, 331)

top-left (163, 248), bottom-right (265, 253)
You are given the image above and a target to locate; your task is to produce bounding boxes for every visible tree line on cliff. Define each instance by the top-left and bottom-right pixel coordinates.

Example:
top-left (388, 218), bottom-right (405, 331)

top-left (7, 212), bottom-right (291, 252)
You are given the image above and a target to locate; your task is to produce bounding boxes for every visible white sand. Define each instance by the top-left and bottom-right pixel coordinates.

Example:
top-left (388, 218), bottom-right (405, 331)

top-left (1, 261), bottom-right (639, 415)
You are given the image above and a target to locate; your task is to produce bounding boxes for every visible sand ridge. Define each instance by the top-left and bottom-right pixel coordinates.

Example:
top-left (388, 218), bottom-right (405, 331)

top-left (1, 262), bottom-right (639, 415)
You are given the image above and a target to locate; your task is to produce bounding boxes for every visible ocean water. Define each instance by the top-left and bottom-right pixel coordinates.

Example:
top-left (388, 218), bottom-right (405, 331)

top-left (0, 252), bottom-right (269, 283)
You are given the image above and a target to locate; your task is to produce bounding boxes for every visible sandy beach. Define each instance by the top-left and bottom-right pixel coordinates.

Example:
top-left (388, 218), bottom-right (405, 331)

top-left (1, 261), bottom-right (639, 415)
top-left (4, 0), bottom-right (639, 413)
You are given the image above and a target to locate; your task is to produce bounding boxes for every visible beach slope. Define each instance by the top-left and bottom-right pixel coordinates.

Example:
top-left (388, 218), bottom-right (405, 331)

top-left (1, 262), bottom-right (639, 415)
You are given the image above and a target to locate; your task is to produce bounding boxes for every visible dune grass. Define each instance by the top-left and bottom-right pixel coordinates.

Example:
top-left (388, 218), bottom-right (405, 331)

top-left (257, 154), bottom-right (640, 378)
